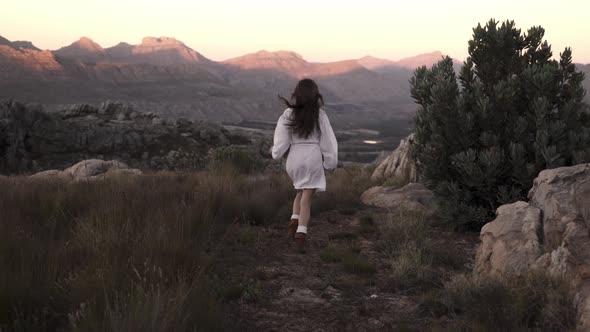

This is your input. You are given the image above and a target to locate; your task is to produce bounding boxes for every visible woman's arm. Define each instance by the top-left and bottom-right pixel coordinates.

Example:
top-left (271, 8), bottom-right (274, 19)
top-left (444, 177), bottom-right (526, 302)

top-left (271, 112), bottom-right (291, 160)
top-left (319, 110), bottom-right (338, 169)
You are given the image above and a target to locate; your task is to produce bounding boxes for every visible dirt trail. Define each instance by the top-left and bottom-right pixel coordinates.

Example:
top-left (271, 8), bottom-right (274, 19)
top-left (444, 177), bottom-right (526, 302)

top-left (217, 208), bottom-right (478, 331)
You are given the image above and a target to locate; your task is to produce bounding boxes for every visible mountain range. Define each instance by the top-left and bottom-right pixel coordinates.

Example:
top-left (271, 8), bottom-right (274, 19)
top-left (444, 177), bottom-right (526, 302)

top-left (1, 35), bottom-right (587, 129)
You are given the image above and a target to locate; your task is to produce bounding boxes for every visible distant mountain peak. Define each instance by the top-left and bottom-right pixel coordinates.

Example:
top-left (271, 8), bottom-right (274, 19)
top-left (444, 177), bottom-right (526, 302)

top-left (359, 55), bottom-right (380, 60)
top-left (0, 35), bottom-right (10, 45)
top-left (131, 36), bottom-right (210, 65)
top-left (140, 36), bottom-right (183, 46)
top-left (53, 37), bottom-right (106, 63)
top-left (395, 51), bottom-right (451, 69)
top-left (253, 50), bottom-right (304, 60)
top-left (10, 41), bottom-right (40, 51)
top-left (73, 37), bottom-right (104, 51)
top-left (357, 55), bottom-right (396, 71)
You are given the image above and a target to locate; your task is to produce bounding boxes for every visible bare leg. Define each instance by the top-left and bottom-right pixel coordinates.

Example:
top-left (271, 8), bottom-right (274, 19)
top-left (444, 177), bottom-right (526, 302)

top-left (297, 189), bottom-right (315, 228)
top-left (292, 190), bottom-right (302, 216)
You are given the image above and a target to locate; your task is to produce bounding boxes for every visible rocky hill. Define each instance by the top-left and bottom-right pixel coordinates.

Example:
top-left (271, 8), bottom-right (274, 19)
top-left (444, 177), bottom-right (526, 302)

top-left (0, 100), bottom-right (245, 174)
top-left (0, 35), bottom-right (448, 129)
top-left (4, 34), bottom-right (586, 129)
top-left (54, 37), bottom-right (108, 63)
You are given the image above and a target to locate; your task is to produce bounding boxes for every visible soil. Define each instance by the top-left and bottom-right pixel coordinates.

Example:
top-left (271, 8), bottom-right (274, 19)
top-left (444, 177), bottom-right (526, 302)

top-left (215, 207), bottom-right (480, 332)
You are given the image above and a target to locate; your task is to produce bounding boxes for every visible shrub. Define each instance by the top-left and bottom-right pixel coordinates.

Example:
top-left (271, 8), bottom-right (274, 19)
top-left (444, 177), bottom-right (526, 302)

top-left (410, 19), bottom-right (590, 229)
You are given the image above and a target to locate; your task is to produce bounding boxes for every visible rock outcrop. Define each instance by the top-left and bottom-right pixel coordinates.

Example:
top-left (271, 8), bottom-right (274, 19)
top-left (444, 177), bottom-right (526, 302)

top-left (0, 100), bottom-right (237, 174)
top-left (360, 183), bottom-right (436, 214)
top-left (371, 134), bottom-right (417, 184)
top-left (474, 163), bottom-right (590, 329)
top-left (30, 159), bottom-right (142, 181)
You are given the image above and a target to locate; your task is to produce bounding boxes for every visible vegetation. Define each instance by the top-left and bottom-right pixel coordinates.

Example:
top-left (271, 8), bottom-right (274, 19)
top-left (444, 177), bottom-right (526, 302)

top-left (1, 18), bottom-right (585, 330)
top-left (0, 165), bottom-right (374, 331)
top-left (208, 145), bottom-right (266, 174)
top-left (373, 208), bottom-right (576, 330)
top-left (376, 209), bottom-right (466, 292)
top-left (423, 272), bottom-right (577, 331)
top-left (320, 243), bottom-right (376, 277)
top-left (410, 19), bottom-right (590, 229)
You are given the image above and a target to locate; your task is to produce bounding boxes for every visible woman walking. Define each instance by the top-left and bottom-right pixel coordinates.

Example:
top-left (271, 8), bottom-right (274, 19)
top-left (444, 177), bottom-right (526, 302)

top-left (271, 78), bottom-right (338, 253)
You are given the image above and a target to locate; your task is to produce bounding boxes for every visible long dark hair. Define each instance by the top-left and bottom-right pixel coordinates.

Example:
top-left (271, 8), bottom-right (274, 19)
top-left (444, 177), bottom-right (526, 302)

top-left (279, 78), bottom-right (324, 139)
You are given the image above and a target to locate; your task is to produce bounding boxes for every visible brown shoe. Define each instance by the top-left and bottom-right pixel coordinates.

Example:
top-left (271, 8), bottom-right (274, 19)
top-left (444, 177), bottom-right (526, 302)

top-left (287, 219), bottom-right (298, 240)
top-left (294, 232), bottom-right (306, 253)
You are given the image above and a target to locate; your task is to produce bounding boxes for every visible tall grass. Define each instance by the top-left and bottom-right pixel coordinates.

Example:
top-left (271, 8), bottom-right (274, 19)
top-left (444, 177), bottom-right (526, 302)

top-left (313, 166), bottom-right (374, 214)
top-left (0, 165), bottom-right (371, 331)
top-left (0, 169), bottom-right (294, 332)
top-left (423, 272), bottom-right (577, 331)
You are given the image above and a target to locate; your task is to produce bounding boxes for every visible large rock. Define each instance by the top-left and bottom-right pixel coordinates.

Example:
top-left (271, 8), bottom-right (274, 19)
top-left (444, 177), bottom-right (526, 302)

top-left (474, 201), bottom-right (543, 276)
top-left (0, 100), bottom-right (236, 174)
top-left (29, 169), bottom-right (72, 180)
top-left (63, 159), bottom-right (141, 180)
top-left (371, 134), bottom-right (417, 184)
top-left (474, 163), bottom-right (590, 330)
top-left (30, 159), bottom-right (142, 181)
top-left (360, 183), bottom-right (436, 213)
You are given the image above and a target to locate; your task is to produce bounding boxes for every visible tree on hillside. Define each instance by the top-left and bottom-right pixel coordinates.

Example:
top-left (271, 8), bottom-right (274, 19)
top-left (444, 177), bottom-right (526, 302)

top-left (410, 19), bottom-right (590, 229)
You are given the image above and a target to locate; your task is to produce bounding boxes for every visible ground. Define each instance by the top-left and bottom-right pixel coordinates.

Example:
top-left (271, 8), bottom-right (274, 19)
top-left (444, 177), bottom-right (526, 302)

top-left (215, 207), bottom-right (479, 331)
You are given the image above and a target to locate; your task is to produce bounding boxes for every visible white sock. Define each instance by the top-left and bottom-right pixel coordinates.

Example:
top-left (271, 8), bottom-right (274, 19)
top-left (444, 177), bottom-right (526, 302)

top-left (291, 214), bottom-right (300, 220)
top-left (296, 225), bottom-right (308, 234)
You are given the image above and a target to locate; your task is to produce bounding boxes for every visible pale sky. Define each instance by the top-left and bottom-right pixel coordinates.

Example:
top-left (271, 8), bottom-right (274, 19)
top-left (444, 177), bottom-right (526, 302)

top-left (2, 0), bottom-right (589, 63)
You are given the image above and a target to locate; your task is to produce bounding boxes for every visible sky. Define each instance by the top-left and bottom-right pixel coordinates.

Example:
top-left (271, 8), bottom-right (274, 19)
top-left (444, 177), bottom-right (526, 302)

top-left (2, 0), bottom-right (590, 63)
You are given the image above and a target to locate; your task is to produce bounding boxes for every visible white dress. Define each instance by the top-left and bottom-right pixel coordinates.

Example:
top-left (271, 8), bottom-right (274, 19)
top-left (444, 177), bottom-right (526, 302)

top-left (271, 108), bottom-right (338, 192)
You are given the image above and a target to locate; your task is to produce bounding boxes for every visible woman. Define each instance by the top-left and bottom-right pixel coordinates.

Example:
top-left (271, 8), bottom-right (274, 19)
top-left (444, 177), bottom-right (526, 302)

top-left (271, 78), bottom-right (338, 253)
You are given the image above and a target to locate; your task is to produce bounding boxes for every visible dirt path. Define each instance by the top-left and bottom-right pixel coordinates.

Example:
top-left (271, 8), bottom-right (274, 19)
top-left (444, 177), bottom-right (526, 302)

top-left (216, 208), bottom-right (479, 331)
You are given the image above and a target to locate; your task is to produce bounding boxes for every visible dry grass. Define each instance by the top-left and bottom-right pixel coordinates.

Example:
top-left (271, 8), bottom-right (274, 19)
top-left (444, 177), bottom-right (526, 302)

top-left (376, 209), bottom-right (467, 293)
top-left (0, 169), bottom-right (293, 332)
top-left (0, 165), bottom-right (373, 331)
top-left (320, 242), bottom-right (376, 277)
top-left (422, 272), bottom-right (577, 331)
top-left (313, 166), bottom-right (375, 214)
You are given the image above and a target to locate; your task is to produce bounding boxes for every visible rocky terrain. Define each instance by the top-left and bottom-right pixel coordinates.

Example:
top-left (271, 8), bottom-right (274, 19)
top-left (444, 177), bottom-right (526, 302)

top-left (0, 100), bottom-right (247, 174)
top-left (474, 163), bottom-right (590, 329)
top-left (0, 35), bottom-right (459, 130)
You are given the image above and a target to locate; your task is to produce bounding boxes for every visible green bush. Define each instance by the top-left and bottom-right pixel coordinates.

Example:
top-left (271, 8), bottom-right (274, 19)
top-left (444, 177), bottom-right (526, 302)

top-left (410, 19), bottom-right (590, 229)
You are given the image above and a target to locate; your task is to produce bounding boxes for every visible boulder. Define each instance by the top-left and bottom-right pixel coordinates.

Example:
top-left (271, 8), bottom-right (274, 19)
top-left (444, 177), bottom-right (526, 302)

top-left (29, 169), bottom-right (72, 180)
top-left (360, 183), bottom-right (436, 213)
top-left (30, 159), bottom-right (142, 181)
top-left (474, 163), bottom-right (590, 330)
top-left (371, 134), bottom-right (417, 184)
top-left (63, 159), bottom-right (140, 180)
top-left (474, 201), bottom-right (543, 276)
